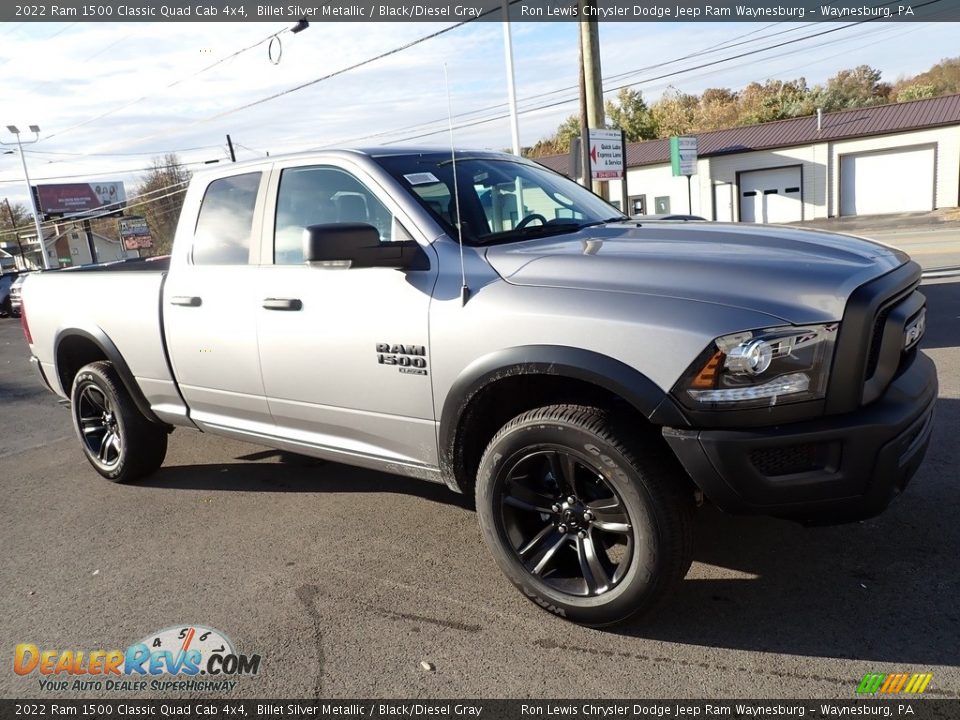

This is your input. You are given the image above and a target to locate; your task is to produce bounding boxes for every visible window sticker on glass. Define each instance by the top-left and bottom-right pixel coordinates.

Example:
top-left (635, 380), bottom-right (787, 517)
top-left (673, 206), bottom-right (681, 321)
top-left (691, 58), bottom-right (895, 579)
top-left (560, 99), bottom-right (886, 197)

top-left (473, 172), bottom-right (489, 183)
top-left (404, 172), bottom-right (440, 185)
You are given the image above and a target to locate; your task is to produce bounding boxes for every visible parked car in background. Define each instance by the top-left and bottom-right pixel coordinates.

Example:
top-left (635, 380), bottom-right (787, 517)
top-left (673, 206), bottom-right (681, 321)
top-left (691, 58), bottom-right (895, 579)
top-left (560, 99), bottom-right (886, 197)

top-left (9, 273), bottom-right (32, 317)
top-left (0, 273), bottom-right (16, 317)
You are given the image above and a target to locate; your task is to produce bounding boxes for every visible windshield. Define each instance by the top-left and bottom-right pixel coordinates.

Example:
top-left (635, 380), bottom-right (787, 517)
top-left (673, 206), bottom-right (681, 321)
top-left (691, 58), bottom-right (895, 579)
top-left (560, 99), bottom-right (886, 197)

top-left (374, 153), bottom-right (626, 245)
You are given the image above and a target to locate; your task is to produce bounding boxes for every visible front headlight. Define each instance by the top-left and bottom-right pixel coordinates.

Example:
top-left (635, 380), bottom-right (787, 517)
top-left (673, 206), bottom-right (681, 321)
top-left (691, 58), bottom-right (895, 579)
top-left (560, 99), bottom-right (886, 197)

top-left (676, 323), bottom-right (839, 409)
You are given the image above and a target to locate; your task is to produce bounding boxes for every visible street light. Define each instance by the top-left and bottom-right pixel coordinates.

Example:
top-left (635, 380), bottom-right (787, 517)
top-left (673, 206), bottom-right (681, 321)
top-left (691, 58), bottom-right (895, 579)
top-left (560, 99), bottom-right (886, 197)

top-left (1, 124), bottom-right (51, 269)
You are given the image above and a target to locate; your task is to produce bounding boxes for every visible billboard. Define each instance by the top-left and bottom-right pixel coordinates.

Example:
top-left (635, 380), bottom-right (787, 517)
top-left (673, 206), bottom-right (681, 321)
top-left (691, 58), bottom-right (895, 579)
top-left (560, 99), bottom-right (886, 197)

top-left (35, 182), bottom-right (127, 218)
top-left (118, 216), bottom-right (153, 250)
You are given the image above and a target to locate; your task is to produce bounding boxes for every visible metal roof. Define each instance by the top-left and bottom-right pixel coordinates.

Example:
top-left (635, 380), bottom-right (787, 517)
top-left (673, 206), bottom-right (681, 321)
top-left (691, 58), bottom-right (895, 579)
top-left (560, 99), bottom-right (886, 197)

top-left (535, 93), bottom-right (960, 174)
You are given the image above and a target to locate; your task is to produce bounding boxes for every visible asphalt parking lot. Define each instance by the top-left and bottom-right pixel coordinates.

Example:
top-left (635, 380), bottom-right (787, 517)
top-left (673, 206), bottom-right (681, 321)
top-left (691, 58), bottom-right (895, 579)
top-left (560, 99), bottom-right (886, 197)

top-left (1, 278), bottom-right (958, 701)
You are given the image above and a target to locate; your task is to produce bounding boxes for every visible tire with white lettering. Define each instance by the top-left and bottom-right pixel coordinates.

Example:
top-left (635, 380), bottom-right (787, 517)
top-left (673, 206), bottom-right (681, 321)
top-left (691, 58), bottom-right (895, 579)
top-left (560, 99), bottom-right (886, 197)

top-left (476, 404), bottom-right (693, 626)
top-left (71, 361), bottom-right (168, 483)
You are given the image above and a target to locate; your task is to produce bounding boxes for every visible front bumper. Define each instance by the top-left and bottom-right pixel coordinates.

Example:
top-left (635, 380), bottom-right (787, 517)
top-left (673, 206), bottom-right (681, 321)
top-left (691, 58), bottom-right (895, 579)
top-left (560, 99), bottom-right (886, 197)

top-left (663, 350), bottom-right (937, 524)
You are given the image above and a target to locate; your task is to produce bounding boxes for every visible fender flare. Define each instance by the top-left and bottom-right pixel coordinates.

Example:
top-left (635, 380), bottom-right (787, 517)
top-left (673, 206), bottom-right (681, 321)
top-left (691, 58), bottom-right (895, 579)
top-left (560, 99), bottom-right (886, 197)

top-left (438, 345), bottom-right (688, 487)
top-left (54, 326), bottom-right (166, 427)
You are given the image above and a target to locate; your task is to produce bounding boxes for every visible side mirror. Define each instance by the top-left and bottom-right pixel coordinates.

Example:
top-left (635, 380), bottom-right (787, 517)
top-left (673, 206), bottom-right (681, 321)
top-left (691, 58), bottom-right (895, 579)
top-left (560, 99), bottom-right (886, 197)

top-left (303, 223), bottom-right (420, 270)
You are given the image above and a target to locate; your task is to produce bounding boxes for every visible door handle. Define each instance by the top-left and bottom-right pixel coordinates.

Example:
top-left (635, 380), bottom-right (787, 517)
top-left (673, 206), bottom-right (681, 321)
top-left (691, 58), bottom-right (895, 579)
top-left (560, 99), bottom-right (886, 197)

top-left (262, 298), bottom-right (303, 311)
top-left (170, 296), bottom-right (202, 307)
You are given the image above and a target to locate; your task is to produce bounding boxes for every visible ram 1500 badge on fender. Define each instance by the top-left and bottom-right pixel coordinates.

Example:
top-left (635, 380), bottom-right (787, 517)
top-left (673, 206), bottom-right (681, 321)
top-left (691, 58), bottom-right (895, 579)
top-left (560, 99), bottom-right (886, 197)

top-left (21, 148), bottom-right (936, 625)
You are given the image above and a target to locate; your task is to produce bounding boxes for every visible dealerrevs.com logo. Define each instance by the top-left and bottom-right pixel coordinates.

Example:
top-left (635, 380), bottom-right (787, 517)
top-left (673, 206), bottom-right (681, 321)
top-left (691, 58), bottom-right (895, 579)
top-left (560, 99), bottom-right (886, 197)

top-left (14, 625), bottom-right (261, 693)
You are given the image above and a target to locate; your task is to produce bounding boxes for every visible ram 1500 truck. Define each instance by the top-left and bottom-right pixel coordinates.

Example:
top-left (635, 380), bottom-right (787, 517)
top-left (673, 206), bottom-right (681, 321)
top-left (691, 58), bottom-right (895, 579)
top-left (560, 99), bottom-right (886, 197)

top-left (21, 148), bottom-right (936, 625)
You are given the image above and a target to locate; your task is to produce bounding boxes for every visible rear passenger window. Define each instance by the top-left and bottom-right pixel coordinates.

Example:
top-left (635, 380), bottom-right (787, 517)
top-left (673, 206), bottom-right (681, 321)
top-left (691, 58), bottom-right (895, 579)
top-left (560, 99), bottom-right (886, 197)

top-left (193, 172), bottom-right (261, 265)
top-left (274, 166), bottom-right (394, 265)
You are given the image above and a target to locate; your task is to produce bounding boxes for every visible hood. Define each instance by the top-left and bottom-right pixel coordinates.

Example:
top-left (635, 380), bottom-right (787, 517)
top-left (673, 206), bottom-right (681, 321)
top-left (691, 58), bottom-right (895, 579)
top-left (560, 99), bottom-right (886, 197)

top-left (483, 222), bottom-right (909, 324)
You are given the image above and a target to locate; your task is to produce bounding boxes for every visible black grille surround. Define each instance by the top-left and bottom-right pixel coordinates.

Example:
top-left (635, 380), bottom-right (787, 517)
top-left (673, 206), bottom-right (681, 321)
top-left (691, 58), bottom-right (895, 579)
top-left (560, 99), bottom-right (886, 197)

top-left (825, 261), bottom-right (924, 415)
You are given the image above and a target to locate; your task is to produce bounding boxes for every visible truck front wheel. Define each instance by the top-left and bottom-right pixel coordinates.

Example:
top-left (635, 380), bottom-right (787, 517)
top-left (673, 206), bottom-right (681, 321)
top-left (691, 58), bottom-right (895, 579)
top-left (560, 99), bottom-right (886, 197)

top-left (70, 361), bottom-right (168, 483)
top-left (476, 404), bottom-right (693, 626)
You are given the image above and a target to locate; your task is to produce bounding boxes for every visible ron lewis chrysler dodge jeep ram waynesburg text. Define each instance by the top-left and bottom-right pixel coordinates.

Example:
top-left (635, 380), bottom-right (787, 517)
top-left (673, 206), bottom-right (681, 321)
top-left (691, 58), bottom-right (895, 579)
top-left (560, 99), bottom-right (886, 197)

top-left (21, 148), bottom-right (936, 625)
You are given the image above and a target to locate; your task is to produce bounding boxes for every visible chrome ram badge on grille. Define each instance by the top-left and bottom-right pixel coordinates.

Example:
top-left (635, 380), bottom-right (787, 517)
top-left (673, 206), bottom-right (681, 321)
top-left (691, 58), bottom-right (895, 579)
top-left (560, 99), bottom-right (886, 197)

top-left (903, 308), bottom-right (926, 351)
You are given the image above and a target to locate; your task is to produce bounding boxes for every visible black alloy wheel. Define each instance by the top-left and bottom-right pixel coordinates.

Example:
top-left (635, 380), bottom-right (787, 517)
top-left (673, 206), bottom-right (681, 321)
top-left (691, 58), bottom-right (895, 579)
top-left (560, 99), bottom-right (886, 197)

top-left (499, 447), bottom-right (633, 597)
top-left (76, 383), bottom-right (123, 469)
top-left (71, 361), bottom-right (168, 483)
top-left (476, 404), bottom-right (694, 626)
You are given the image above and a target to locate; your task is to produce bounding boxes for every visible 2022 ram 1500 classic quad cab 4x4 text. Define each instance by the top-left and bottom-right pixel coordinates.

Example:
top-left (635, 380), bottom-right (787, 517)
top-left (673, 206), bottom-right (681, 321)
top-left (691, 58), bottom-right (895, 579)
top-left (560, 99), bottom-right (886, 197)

top-left (21, 148), bottom-right (936, 625)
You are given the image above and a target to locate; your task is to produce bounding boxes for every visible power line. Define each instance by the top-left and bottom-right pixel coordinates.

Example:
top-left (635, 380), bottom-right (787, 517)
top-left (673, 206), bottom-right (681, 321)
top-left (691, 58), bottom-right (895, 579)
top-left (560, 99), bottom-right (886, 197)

top-left (42, 23), bottom-right (296, 143)
top-left (0, 157), bottom-right (220, 186)
top-left (245, 22), bottom-right (804, 152)
top-left (23, 145), bottom-right (224, 159)
top-left (375, 9), bottom-right (935, 147)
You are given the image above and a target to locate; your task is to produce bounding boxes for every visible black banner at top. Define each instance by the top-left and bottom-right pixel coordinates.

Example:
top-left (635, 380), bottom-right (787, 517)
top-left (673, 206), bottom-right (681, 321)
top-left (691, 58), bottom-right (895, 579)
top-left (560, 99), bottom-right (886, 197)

top-left (3, 0), bottom-right (960, 22)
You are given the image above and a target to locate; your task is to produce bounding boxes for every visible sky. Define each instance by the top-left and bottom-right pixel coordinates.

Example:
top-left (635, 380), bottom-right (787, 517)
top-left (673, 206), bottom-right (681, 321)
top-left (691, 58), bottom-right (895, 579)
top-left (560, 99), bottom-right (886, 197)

top-left (1, 18), bottom-right (958, 212)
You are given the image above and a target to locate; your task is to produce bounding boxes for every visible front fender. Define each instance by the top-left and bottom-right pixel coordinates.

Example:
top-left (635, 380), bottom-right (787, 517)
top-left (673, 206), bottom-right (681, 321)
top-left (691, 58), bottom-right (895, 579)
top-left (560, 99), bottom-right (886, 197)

top-left (437, 344), bottom-right (688, 488)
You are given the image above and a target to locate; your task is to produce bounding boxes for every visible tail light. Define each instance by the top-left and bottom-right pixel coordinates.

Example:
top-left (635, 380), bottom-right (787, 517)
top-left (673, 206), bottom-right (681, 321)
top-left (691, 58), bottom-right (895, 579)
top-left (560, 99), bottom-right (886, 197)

top-left (20, 298), bottom-right (33, 345)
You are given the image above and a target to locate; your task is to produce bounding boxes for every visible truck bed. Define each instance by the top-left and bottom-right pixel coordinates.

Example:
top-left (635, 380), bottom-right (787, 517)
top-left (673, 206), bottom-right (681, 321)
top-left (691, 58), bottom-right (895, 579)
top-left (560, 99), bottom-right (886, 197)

top-left (21, 263), bottom-right (182, 422)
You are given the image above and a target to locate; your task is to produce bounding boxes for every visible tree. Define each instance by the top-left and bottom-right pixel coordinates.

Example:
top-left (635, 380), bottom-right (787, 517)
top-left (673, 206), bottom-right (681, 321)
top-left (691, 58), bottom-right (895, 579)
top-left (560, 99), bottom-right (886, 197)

top-left (894, 56), bottom-right (960, 100)
top-left (126, 153), bottom-right (191, 256)
top-left (895, 83), bottom-right (938, 102)
top-left (525, 114), bottom-right (581, 158)
top-left (736, 78), bottom-right (811, 125)
top-left (0, 199), bottom-right (31, 265)
top-left (810, 65), bottom-right (890, 112)
top-left (605, 88), bottom-right (657, 141)
top-left (651, 87), bottom-right (699, 137)
top-left (696, 87), bottom-right (739, 131)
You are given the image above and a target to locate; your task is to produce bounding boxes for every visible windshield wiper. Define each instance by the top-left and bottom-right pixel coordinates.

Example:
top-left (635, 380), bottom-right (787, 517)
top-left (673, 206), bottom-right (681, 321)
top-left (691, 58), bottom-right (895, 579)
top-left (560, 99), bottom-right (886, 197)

top-left (577, 216), bottom-right (628, 228)
top-left (473, 221), bottom-right (587, 246)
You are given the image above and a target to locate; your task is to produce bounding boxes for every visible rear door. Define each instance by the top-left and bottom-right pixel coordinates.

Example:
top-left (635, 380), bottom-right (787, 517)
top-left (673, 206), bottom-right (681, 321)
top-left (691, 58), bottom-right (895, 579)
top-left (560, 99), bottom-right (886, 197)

top-left (254, 159), bottom-right (439, 470)
top-left (163, 169), bottom-right (274, 433)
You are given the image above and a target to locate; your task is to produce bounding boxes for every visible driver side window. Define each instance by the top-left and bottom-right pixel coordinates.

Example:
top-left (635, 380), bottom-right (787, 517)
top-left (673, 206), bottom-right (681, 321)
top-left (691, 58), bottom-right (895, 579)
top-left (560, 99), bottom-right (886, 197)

top-left (274, 166), bottom-right (394, 265)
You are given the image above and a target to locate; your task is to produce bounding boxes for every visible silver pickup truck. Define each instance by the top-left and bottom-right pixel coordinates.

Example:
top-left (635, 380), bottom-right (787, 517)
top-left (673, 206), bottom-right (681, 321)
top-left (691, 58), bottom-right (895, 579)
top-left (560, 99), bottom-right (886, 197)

top-left (21, 148), bottom-right (936, 625)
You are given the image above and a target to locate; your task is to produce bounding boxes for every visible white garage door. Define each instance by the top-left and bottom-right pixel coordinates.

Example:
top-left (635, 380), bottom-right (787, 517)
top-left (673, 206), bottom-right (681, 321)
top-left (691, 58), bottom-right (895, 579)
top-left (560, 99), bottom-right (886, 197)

top-left (739, 166), bottom-right (802, 223)
top-left (840, 146), bottom-right (935, 216)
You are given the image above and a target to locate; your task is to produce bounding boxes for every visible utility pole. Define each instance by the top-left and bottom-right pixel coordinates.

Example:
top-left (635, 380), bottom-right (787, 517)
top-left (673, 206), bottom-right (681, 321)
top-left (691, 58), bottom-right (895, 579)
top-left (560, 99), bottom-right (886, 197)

top-left (578, 0), bottom-right (605, 196)
top-left (83, 218), bottom-right (97, 265)
top-left (577, 37), bottom-right (590, 188)
top-left (1, 125), bottom-right (52, 269)
top-left (501, 0), bottom-right (521, 156)
top-left (226, 134), bottom-right (236, 162)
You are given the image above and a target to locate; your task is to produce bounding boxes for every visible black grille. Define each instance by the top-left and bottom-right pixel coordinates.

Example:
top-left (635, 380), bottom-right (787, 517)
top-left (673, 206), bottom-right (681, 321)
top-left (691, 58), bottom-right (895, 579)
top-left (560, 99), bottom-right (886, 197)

top-left (865, 304), bottom-right (893, 379)
top-left (750, 445), bottom-right (820, 477)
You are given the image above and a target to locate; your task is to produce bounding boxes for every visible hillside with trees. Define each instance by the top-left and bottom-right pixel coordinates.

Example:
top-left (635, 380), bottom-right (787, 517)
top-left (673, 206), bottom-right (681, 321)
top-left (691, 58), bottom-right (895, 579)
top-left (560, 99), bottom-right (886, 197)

top-left (526, 57), bottom-right (960, 158)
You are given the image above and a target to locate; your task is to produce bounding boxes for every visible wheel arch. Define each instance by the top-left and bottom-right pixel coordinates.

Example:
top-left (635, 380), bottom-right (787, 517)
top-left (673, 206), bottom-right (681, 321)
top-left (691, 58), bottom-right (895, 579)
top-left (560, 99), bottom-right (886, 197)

top-left (438, 345), bottom-right (688, 494)
top-left (54, 326), bottom-right (166, 427)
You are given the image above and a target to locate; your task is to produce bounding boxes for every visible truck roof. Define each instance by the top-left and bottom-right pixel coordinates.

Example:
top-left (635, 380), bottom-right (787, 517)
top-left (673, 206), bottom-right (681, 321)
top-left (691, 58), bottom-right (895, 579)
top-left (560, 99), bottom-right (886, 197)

top-left (190, 146), bottom-right (517, 180)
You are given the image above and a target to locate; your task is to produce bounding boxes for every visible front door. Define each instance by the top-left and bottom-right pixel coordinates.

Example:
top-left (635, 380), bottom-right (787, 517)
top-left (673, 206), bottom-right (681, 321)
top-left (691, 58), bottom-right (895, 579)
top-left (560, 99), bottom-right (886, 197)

top-left (255, 162), bottom-right (438, 470)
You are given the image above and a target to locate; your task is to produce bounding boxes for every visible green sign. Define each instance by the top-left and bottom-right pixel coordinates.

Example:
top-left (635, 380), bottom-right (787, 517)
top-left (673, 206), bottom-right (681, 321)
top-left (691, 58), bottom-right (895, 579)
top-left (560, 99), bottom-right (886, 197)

top-left (670, 136), bottom-right (698, 176)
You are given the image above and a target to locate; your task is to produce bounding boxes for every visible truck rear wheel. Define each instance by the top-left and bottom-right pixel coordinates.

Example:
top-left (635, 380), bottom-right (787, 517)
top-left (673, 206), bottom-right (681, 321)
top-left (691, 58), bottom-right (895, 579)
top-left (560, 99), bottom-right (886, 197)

top-left (71, 361), bottom-right (168, 483)
top-left (476, 404), bottom-right (693, 626)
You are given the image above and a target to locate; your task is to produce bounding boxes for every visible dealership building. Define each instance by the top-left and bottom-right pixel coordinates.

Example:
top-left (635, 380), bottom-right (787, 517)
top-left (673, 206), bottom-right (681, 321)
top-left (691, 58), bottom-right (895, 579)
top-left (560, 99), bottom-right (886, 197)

top-left (538, 93), bottom-right (960, 223)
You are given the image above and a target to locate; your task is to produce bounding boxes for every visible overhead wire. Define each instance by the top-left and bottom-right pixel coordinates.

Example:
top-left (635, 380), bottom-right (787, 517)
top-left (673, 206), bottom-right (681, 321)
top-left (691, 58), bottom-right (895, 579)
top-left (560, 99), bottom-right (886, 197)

top-left (41, 22), bottom-right (296, 143)
top-left (4, 0), bottom-right (944, 188)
